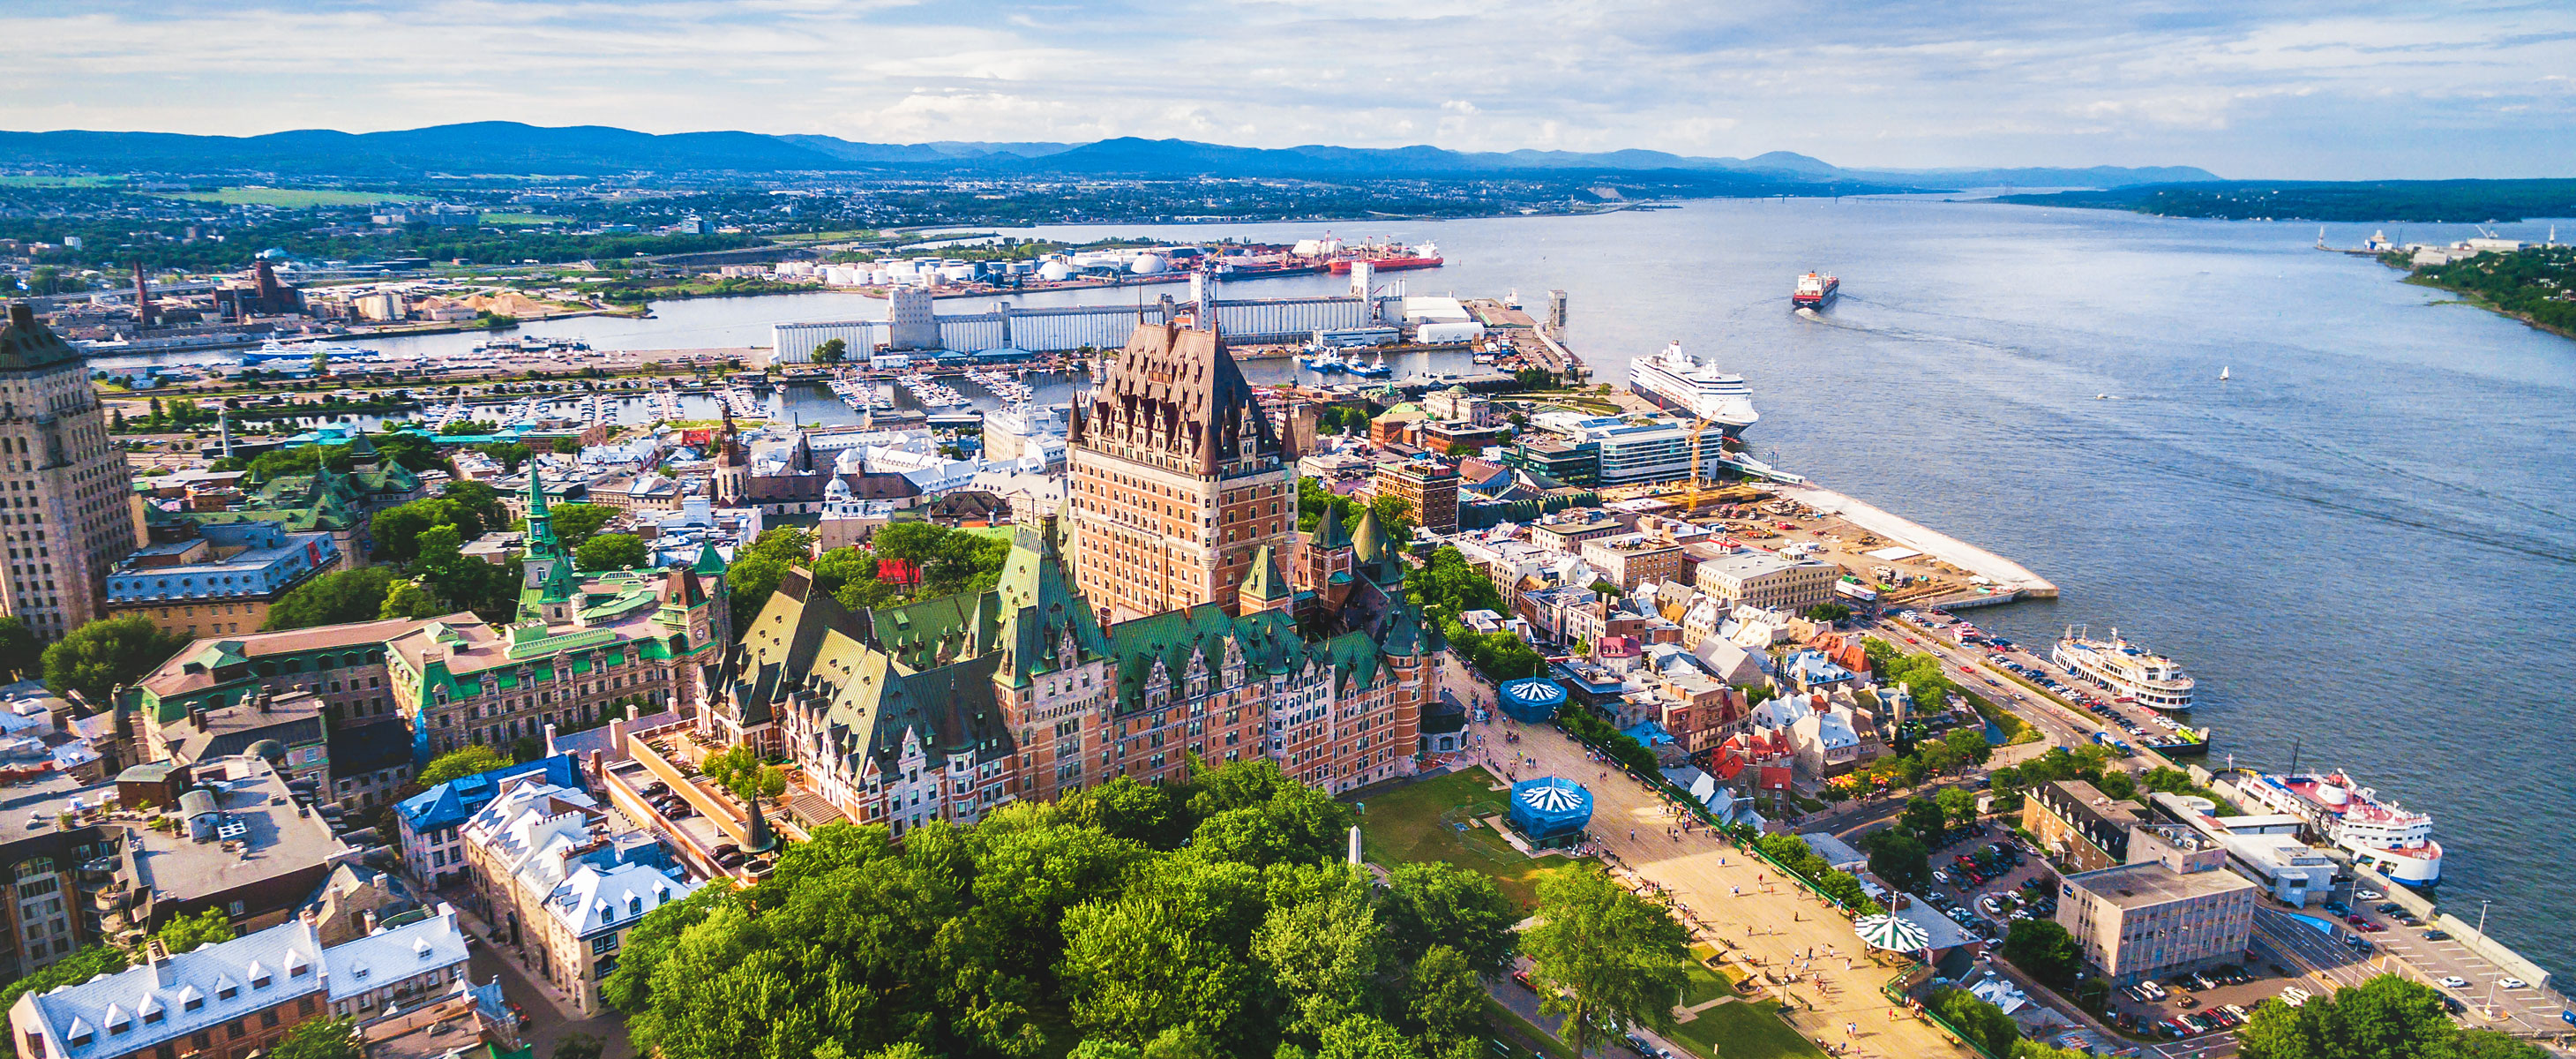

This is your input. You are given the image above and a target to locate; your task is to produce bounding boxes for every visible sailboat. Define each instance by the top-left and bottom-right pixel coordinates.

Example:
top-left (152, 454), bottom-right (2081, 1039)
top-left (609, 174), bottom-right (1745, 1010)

top-left (2220, 366), bottom-right (2231, 381)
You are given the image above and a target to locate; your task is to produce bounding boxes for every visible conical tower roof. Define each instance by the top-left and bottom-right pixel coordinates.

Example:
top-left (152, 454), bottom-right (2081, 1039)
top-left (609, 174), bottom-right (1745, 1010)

top-left (1309, 505), bottom-right (1351, 550)
top-left (1352, 507), bottom-right (1389, 565)
top-left (524, 466), bottom-right (561, 560)
top-left (692, 540), bottom-right (727, 576)
top-left (1240, 545), bottom-right (1289, 605)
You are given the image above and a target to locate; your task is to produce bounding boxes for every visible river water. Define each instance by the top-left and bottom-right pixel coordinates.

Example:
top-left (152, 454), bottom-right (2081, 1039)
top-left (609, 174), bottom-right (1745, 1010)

top-left (141, 200), bottom-right (2576, 974)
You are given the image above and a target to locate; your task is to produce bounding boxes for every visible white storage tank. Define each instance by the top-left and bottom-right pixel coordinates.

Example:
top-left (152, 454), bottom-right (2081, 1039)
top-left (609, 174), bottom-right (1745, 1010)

top-left (1129, 253), bottom-right (1168, 275)
top-left (1037, 261), bottom-right (1075, 282)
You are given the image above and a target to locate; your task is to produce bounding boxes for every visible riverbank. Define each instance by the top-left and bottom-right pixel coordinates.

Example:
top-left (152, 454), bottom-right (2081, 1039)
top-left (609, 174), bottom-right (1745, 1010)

top-left (1771, 483), bottom-right (2059, 607)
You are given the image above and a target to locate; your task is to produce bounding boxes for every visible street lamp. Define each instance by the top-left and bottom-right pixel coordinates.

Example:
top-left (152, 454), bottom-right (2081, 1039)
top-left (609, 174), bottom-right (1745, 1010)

top-left (2477, 899), bottom-right (2497, 1010)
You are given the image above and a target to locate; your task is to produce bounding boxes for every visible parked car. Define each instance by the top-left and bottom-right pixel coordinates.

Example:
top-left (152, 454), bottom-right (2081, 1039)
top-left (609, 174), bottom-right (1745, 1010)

top-left (2501, 978), bottom-right (2531, 990)
top-left (2423, 929), bottom-right (2452, 941)
top-left (2440, 976), bottom-right (2470, 988)
top-left (2354, 889), bottom-right (2385, 900)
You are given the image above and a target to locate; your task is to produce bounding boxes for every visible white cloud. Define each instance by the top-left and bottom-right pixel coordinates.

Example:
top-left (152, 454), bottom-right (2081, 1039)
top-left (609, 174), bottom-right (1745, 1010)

top-left (0, 0), bottom-right (2567, 176)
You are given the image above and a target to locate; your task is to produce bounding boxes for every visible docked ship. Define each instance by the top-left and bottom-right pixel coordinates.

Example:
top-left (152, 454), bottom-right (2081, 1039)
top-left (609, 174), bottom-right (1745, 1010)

top-left (2241, 770), bottom-right (2444, 883)
top-left (2052, 627), bottom-right (2194, 711)
top-left (1792, 272), bottom-right (1839, 308)
top-left (1325, 241), bottom-right (1444, 273)
top-left (1627, 341), bottom-right (1758, 438)
top-left (239, 338), bottom-right (381, 364)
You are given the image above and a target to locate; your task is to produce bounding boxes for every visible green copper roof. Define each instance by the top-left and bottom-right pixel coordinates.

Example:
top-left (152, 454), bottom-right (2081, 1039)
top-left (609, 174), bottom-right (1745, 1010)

top-left (0, 304), bottom-right (83, 372)
top-left (524, 467), bottom-right (562, 560)
top-left (1352, 507), bottom-right (1389, 565)
top-left (1309, 505), bottom-right (1351, 549)
top-left (1240, 545), bottom-right (1288, 604)
top-left (693, 541), bottom-right (726, 576)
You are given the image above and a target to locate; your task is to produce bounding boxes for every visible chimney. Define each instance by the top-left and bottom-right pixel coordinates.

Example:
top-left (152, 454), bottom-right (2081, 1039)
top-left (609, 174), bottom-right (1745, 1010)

top-left (8, 303), bottom-right (32, 329)
top-left (146, 938), bottom-right (176, 988)
top-left (360, 908), bottom-right (378, 935)
top-left (189, 704), bottom-right (209, 730)
top-left (132, 263), bottom-right (153, 328)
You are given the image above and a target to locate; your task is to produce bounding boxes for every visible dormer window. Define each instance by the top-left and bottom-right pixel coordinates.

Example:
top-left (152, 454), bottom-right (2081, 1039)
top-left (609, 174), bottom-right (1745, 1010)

top-left (248, 961), bottom-right (272, 988)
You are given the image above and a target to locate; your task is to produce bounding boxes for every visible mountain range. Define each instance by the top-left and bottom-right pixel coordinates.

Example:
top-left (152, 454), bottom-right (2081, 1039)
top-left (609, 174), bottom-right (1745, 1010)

top-left (0, 121), bottom-right (2220, 188)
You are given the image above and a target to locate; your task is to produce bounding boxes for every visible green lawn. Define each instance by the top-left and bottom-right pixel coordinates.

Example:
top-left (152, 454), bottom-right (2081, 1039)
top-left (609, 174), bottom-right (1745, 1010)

top-left (481, 212), bottom-right (571, 225)
top-left (0, 175), bottom-right (124, 187)
top-left (1356, 766), bottom-right (1567, 907)
top-left (1665, 999), bottom-right (1827, 1059)
top-left (1679, 950), bottom-right (1741, 1006)
top-left (159, 186), bottom-right (423, 207)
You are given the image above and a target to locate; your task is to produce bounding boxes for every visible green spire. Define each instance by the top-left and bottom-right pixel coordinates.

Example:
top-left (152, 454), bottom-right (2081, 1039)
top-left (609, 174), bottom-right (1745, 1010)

top-left (1240, 545), bottom-right (1288, 605)
top-left (692, 540), bottom-right (726, 576)
top-left (1309, 504), bottom-right (1351, 550)
top-left (1352, 507), bottom-right (1388, 565)
top-left (747, 790), bottom-right (776, 853)
top-left (524, 465), bottom-right (561, 560)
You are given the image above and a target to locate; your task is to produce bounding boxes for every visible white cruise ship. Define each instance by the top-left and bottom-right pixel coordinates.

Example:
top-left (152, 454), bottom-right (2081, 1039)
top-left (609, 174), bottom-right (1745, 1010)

top-left (2241, 770), bottom-right (2443, 883)
top-left (2052, 627), bottom-right (2194, 710)
top-left (1627, 341), bottom-right (1758, 438)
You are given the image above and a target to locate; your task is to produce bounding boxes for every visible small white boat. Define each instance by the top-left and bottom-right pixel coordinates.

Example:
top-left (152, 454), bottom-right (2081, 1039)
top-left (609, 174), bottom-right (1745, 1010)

top-left (2220, 366), bottom-right (2231, 381)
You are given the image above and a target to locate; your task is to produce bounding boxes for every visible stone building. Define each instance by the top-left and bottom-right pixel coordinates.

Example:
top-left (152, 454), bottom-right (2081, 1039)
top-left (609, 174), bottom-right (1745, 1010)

top-left (0, 304), bottom-right (143, 642)
top-left (385, 474), bottom-right (726, 760)
top-left (1065, 319), bottom-right (1295, 622)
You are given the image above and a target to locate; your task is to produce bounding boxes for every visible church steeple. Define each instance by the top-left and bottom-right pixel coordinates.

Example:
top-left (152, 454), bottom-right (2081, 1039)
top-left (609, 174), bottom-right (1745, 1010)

top-left (525, 465), bottom-right (561, 560)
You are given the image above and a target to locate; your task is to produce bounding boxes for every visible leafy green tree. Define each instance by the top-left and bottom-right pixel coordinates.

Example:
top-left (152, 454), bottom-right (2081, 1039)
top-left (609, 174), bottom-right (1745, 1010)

top-left (2094, 770), bottom-right (2138, 801)
top-left (1928, 987), bottom-right (2021, 1056)
top-left (1, 945), bottom-right (129, 1055)
top-left (812, 338), bottom-right (849, 364)
top-left (1803, 602), bottom-right (1853, 622)
top-left (372, 498), bottom-right (479, 563)
top-left (371, 432), bottom-right (448, 473)
top-left (2000, 920), bottom-right (2082, 988)
top-left (1898, 796), bottom-right (1950, 845)
top-left (481, 441), bottom-right (534, 473)
top-left (1380, 862), bottom-right (1517, 975)
top-left (0, 616), bottom-right (41, 682)
top-left (1404, 945), bottom-right (1486, 1053)
top-left (1314, 1017), bottom-right (1419, 1059)
top-left (1253, 874), bottom-right (1389, 1037)
top-left (378, 576), bottom-right (449, 620)
top-left (1944, 727), bottom-right (1994, 767)
top-left (1935, 786), bottom-right (1981, 830)
top-left (268, 1018), bottom-right (363, 1059)
top-left (262, 567), bottom-right (400, 630)
top-left (419, 745), bottom-right (512, 786)
top-left (1861, 829), bottom-right (1931, 892)
top-left (443, 420), bottom-right (500, 436)
top-left (575, 533), bottom-right (649, 571)
top-left (43, 616), bottom-right (191, 704)
top-left (245, 443), bottom-right (351, 481)
top-left (726, 527), bottom-right (817, 620)
top-left (157, 907), bottom-right (237, 954)
top-left (701, 746), bottom-right (786, 803)
top-left (1520, 867), bottom-right (1687, 1059)
top-left (543, 501), bottom-right (619, 546)
top-left (1060, 884), bottom-right (1258, 1049)
top-left (2237, 974), bottom-right (2543, 1059)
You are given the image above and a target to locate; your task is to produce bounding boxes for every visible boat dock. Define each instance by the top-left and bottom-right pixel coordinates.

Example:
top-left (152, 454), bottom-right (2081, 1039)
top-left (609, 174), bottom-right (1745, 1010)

top-left (1770, 482), bottom-right (2059, 607)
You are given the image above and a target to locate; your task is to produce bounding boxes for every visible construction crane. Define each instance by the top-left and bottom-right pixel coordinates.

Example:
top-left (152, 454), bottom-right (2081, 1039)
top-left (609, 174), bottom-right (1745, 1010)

top-left (1684, 417), bottom-right (1713, 514)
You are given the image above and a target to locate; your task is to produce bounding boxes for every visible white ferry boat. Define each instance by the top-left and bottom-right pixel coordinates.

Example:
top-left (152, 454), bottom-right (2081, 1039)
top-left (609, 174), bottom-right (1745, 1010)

top-left (240, 338), bottom-right (381, 364)
top-left (1627, 341), bottom-right (1758, 439)
top-left (2052, 627), bottom-right (2194, 711)
top-left (2241, 770), bottom-right (2443, 883)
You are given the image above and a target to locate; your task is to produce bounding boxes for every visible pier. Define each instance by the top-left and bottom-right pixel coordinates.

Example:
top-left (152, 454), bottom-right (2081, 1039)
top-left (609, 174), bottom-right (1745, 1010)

top-left (770, 291), bottom-right (1402, 362)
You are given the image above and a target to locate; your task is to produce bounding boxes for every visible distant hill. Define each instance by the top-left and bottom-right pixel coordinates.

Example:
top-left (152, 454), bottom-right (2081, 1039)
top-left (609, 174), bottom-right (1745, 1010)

top-left (1996, 179), bottom-right (2576, 222)
top-left (0, 121), bottom-right (2216, 188)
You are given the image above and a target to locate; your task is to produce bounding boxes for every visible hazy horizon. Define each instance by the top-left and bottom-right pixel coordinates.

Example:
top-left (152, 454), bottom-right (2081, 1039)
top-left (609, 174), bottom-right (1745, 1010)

top-left (4, 0), bottom-right (2570, 180)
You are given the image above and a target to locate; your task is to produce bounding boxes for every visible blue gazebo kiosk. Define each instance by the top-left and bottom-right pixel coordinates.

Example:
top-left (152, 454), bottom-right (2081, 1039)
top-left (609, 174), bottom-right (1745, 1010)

top-left (1499, 677), bottom-right (1567, 723)
top-left (1507, 777), bottom-right (1594, 850)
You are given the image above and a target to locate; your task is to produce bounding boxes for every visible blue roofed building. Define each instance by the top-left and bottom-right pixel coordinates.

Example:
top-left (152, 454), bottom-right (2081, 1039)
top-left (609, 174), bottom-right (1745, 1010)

top-left (102, 522), bottom-right (341, 639)
top-left (394, 755), bottom-right (584, 887)
top-left (1782, 649), bottom-right (1860, 692)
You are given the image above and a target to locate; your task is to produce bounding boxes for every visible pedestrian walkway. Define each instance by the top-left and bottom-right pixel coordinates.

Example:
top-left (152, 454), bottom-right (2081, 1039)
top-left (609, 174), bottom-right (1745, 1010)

top-left (1462, 709), bottom-right (1976, 1059)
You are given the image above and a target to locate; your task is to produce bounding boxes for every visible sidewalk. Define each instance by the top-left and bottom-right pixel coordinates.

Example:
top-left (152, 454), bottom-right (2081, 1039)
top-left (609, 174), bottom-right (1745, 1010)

top-left (450, 903), bottom-right (588, 1023)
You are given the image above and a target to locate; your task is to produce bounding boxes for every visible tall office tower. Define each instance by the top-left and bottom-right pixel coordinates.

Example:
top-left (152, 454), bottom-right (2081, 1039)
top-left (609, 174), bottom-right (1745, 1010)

top-left (0, 304), bottom-right (139, 642)
top-left (1064, 319), bottom-right (1293, 622)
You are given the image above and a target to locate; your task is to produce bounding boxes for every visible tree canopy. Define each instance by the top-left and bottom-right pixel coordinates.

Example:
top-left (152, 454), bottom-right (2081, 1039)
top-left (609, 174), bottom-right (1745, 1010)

top-left (0, 616), bottom-right (41, 682)
top-left (2237, 974), bottom-right (2544, 1059)
top-left (2000, 919), bottom-right (2081, 988)
top-left (420, 746), bottom-right (513, 786)
top-left (43, 616), bottom-right (191, 704)
top-left (1518, 867), bottom-right (1689, 1059)
top-left (575, 533), bottom-right (650, 571)
top-left (262, 567), bottom-right (401, 631)
top-left (603, 759), bottom-right (1507, 1059)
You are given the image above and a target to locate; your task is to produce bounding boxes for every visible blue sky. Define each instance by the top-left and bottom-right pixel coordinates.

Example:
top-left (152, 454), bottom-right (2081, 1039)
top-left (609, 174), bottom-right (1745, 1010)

top-left (3, 0), bottom-right (2570, 178)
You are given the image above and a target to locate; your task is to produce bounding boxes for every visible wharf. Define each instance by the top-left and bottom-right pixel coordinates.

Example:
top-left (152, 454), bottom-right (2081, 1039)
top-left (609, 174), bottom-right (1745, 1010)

top-left (1771, 482), bottom-right (2058, 605)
